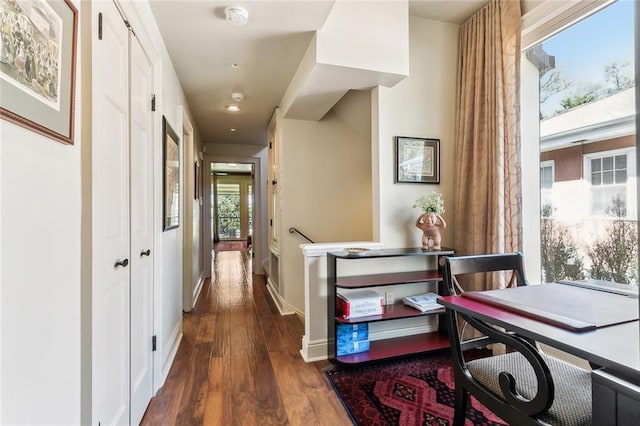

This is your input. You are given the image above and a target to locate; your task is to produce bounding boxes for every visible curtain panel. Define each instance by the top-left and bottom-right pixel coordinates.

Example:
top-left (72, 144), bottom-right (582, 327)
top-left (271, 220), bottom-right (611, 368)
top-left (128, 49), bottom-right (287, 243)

top-left (453, 0), bottom-right (523, 290)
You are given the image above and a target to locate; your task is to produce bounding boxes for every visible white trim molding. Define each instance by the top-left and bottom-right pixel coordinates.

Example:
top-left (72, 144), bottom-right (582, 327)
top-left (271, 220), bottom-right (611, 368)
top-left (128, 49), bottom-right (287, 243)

top-left (299, 241), bottom-right (383, 362)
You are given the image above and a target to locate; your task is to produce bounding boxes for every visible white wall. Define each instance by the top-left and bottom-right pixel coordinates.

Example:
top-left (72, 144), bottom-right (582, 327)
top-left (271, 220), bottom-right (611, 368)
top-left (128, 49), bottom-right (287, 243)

top-left (317, 0), bottom-right (409, 77)
top-left (373, 16), bottom-right (459, 248)
top-left (521, 56), bottom-right (542, 283)
top-left (280, 89), bottom-right (373, 314)
top-left (1, 3), bottom-right (82, 424)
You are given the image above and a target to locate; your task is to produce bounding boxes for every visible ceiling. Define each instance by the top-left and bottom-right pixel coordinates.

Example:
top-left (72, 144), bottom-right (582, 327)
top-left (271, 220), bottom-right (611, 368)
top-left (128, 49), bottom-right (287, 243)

top-left (148, 1), bottom-right (489, 147)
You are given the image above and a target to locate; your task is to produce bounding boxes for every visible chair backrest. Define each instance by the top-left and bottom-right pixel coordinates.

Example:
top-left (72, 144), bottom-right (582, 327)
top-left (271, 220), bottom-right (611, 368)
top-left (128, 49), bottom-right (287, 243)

top-left (443, 252), bottom-right (528, 296)
top-left (440, 253), bottom-right (591, 425)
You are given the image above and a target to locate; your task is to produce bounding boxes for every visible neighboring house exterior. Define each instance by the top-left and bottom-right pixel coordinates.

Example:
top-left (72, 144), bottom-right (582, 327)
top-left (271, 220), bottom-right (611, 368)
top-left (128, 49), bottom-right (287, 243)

top-left (540, 88), bottom-right (636, 221)
top-left (539, 87), bottom-right (636, 279)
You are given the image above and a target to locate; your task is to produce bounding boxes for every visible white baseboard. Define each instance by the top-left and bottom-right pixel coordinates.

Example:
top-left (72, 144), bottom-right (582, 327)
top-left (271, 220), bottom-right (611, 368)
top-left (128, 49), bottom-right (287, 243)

top-left (300, 335), bottom-right (329, 362)
top-left (192, 274), bottom-right (205, 307)
top-left (154, 322), bottom-right (182, 394)
top-left (266, 278), bottom-right (296, 316)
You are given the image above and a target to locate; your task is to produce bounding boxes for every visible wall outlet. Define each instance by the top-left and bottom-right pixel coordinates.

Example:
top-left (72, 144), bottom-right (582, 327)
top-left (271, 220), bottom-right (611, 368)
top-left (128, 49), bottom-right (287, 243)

top-left (385, 291), bottom-right (394, 305)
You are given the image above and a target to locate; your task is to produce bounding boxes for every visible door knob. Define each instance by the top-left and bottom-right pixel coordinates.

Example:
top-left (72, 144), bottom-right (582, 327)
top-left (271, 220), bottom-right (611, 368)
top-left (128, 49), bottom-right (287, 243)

top-left (114, 258), bottom-right (129, 268)
top-left (140, 249), bottom-right (151, 257)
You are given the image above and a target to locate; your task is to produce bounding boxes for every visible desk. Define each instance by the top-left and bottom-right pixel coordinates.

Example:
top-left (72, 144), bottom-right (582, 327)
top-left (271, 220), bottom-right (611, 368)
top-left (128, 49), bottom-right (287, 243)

top-left (438, 283), bottom-right (640, 424)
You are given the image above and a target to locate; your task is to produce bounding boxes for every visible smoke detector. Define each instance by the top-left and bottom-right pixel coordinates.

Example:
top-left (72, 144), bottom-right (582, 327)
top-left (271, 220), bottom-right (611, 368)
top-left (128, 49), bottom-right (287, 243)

top-left (231, 92), bottom-right (244, 102)
top-left (225, 6), bottom-right (249, 25)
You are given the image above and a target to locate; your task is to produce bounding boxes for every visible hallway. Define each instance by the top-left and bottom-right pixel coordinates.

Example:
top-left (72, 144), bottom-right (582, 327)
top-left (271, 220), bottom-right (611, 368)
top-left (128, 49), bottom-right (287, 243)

top-left (141, 250), bottom-right (351, 425)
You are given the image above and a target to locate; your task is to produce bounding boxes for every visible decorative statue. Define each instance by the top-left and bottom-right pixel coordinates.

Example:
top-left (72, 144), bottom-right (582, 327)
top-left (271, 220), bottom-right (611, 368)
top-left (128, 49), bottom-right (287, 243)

top-left (413, 192), bottom-right (446, 250)
top-left (415, 211), bottom-right (447, 250)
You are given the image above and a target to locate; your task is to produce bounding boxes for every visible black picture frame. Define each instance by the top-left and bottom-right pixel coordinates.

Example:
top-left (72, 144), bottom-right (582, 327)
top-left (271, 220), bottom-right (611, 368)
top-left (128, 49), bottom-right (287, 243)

top-left (395, 136), bottom-right (440, 183)
top-left (0, 0), bottom-right (78, 145)
top-left (163, 116), bottom-right (180, 231)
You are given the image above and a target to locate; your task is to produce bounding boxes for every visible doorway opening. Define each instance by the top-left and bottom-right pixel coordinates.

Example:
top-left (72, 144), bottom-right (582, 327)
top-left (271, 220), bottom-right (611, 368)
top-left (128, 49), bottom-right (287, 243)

top-left (211, 162), bottom-right (254, 252)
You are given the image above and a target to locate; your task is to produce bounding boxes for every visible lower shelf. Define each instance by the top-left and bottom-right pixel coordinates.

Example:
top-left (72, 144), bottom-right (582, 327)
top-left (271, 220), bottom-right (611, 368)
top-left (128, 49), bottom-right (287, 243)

top-left (334, 332), bottom-right (450, 364)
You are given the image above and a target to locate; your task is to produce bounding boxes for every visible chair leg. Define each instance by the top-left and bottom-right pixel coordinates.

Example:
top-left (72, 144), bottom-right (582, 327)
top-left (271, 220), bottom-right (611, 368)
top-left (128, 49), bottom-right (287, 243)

top-left (453, 386), bottom-right (468, 426)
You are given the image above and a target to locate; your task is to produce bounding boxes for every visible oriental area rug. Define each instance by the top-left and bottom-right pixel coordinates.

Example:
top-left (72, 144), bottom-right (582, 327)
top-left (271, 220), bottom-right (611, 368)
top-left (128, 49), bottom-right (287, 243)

top-left (214, 240), bottom-right (248, 252)
top-left (325, 351), bottom-right (507, 426)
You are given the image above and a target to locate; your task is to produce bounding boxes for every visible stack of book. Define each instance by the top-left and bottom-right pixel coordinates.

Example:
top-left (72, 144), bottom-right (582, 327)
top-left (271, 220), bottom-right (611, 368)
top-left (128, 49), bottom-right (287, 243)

top-left (402, 292), bottom-right (442, 312)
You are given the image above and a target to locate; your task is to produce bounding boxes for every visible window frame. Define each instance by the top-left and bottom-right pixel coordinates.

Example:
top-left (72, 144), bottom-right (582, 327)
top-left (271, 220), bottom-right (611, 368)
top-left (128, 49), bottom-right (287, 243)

top-left (520, 0), bottom-right (633, 283)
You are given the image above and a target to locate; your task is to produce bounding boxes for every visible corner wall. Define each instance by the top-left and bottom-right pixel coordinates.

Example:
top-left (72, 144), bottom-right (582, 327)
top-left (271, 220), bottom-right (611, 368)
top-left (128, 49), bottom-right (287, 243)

top-left (373, 16), bottom-right (459, 248)
top-left (280, 89), bottom-right (373, 314)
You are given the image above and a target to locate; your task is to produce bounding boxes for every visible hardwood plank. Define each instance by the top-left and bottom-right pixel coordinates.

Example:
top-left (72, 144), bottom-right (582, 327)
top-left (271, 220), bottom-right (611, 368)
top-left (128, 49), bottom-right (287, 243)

top-left (142, 251), bottom-right (351, 425)
top-left (174, 342), bottom-right (211, 425)
top-left (203, 356), bottom-right (231, 426)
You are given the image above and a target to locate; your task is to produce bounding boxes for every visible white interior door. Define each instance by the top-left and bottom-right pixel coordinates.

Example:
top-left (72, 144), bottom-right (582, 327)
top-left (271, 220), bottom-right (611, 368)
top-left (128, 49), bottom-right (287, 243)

top-left (92, 3), bottom-right (130, 425)
top-left (129, 33), bottom-right (154, 425)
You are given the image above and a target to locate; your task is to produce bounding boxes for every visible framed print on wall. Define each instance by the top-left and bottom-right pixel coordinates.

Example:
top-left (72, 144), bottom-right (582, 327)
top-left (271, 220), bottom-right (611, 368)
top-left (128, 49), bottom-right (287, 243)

top-left (0, 0), bottom-right (78, 145)
top-left (163, 116), bottom-right (180, 231)
top-left (395, 136), bottom-right (440, 184)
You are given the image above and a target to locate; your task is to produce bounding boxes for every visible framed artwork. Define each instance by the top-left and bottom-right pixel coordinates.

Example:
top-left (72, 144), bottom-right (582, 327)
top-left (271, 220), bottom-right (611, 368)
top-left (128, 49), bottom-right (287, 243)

top-left (163, 116), bottom-right (180, 231)
top-left (395, 136), bottom-right (440, 184)
top-left (0, 0), bottom-right (78, 145)
top-left (194, 160), bottom-right (201, 200)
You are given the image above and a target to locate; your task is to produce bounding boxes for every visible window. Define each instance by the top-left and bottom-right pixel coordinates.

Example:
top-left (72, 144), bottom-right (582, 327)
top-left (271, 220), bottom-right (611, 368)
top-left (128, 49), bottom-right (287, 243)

top-left (522, 0), bottom-right (637, 285)
top-left (585, 149), bottom-right (634, 216)
top-left (540, 160), bottom-right (554, 212)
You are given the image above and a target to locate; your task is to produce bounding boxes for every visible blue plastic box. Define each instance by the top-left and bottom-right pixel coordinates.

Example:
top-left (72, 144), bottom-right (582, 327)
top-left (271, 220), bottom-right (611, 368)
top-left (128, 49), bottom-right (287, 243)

top-left (336, 339), bottom-right (370, 356)
top-left (336, 323), bottom-right (369, 343)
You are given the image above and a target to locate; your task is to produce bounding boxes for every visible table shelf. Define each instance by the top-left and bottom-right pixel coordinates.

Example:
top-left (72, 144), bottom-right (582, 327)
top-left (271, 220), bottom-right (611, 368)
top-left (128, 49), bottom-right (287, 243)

top-left (327, 247), bottom-right (454, 364)
top-left (336, 301), bottom-right (444, 323)
top-left (334, 332), bottom-right (451, 364)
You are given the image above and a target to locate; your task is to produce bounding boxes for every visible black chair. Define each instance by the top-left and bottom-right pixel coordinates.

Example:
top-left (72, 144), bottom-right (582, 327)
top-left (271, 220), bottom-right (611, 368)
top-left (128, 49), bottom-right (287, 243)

top-left (442, 253), bottom-right (592, 425)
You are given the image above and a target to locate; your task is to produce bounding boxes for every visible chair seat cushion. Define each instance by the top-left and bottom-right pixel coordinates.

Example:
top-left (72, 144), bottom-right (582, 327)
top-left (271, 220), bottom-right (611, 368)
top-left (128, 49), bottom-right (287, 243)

top-left (467, 352), bottom-right (592, 425)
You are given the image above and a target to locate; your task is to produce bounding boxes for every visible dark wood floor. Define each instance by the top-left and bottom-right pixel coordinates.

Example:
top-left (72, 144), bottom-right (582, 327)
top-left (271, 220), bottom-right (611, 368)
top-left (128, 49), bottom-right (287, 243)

top-left (141, 250), bottom-right (352, 425)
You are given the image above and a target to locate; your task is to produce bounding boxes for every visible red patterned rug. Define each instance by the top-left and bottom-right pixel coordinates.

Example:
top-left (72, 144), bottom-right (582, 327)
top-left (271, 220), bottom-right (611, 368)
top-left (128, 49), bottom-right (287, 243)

top-left (325, 351), bottom-right (507, 426)
top-left (214, 240), bottom-right (248, 251)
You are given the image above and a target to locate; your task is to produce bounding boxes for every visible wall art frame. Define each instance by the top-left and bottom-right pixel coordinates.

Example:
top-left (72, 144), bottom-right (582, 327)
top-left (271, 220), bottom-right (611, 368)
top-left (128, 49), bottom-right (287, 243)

top-left (0, 0), bottom-right (78, 145)
top-left (163, 116), bottom-right (180, 231)
top-left (395, 136), bottom-right (440, 184)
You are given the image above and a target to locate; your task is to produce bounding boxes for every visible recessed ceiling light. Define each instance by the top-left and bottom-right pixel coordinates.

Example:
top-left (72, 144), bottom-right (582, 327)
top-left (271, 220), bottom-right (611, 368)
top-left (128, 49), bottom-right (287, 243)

top-left (225, 5), bottom-right (249, 25)
top-left (231, 92), bottom-right (244, 102)
top-left (226, 105), bottom-right (240, 112)
top-left (230, 128), bottom-right (237, 132)
top-left (231, 63), bottom-right (239, 69)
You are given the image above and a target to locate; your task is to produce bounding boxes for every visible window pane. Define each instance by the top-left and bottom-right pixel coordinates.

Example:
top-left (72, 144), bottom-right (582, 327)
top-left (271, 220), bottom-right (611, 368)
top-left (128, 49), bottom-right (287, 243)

top-left (530, 0), bottom-right (636, 285)
top-left (541, 166), bottom-right (553, 189)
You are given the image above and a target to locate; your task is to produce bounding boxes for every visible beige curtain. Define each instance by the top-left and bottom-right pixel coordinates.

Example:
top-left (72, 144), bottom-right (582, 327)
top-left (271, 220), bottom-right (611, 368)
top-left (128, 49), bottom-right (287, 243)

top-left (453, 0), bottom-right (522, 291)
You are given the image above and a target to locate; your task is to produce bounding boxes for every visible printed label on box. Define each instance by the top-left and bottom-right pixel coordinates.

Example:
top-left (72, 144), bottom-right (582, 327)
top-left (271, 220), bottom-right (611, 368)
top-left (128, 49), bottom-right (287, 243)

top-left (336, 291), bottom-right (383, 319)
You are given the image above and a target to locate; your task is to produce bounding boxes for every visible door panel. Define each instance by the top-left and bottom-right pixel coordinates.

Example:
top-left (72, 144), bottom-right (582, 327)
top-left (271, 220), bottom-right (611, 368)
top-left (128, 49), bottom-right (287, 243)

top-left (92, 3), bottom-right (130, 425)
top-left (129, 33), bottom-right (154, 425)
